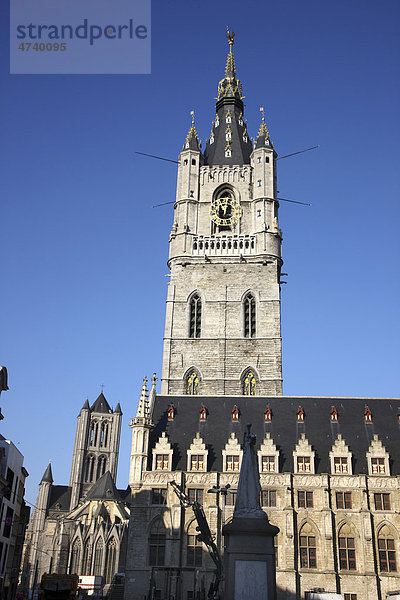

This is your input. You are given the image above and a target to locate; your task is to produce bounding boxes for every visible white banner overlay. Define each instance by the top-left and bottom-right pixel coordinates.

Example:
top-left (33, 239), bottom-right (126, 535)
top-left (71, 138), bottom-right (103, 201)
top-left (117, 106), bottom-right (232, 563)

top-left (10, 0), bottom-right (151, 74)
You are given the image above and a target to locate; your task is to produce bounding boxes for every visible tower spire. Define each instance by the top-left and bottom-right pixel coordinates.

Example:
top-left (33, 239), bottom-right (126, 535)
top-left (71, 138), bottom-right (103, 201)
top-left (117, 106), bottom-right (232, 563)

top-left (183, 110), bottom-right (201, 151)
top-left (217, 28), bottom-right (243, 105)
top-left (256, 106), bottom-right (273, 148)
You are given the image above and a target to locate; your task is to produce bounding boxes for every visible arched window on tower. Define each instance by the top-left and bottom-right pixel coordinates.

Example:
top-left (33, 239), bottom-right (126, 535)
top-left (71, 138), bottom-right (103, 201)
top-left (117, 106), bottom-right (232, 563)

top-left (96, 455), bottom-right (107, 480)
top-left (148, 520), bottom-right (166, 566)
top-left (242, 370), bottom-right (257, 396)
top-left (100, 422), bottom-right (109, 447)
top-left (189, 294), bottom-right (202, 338)
top-left (93, 539), bottom-right (104, 577)
top-left (243, 293), bottom-right (256, 338)
top-left (85, 455), bottom-right (96, 483)
top-left (186, 370), bottom-right (200, 395)
top-left (69, 539), bottom-right (81, 575)
top-left (105, 539), bottom-right (117, 584)
top-left (82, 541), bottom-right (91, 575)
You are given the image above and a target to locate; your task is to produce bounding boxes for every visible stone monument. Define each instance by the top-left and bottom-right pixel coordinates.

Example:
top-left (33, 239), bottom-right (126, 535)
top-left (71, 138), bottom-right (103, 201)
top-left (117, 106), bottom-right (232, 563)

top-left (222, 423), bottom-right (279, 600)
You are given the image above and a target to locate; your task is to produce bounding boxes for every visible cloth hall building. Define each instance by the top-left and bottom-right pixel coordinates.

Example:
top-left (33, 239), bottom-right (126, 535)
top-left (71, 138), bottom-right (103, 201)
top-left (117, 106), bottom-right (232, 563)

top-left (23, 33), bottom-right (400, 600)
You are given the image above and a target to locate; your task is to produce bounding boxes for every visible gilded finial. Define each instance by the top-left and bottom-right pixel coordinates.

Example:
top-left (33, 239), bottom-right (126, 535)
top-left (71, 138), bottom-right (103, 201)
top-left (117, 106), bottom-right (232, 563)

top-left (258, 106), bottom-right (270, 139)
top-left (226, 27), bottom-right (235, 47)
top-left (190, 110), bottom-right (195, 125)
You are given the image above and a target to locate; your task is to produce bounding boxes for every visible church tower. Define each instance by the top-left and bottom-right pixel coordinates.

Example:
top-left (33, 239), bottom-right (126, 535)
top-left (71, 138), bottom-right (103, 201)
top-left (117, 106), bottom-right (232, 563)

top-left (161, 32), bottom-right (283, 397)
top-left (69, 393), bottom-right (122, 509)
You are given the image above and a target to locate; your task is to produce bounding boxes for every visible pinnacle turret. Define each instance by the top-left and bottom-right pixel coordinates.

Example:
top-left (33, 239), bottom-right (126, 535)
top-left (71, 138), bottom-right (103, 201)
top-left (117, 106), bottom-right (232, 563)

top-left (136, 376), bottom-right (150, 418)
top-left (183, 111), bottom-right (201, 151)
top-left (41, 461), bottom-right (53, 484)
top-left (255, 107), bottom-right (273, 149)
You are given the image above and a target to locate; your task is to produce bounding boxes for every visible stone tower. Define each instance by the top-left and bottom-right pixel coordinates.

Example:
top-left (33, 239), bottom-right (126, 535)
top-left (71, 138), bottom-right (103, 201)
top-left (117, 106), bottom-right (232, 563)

top-left (69, 393), bottom-right (122, 509)
top-left (161, 33), bottom-right (283, 397)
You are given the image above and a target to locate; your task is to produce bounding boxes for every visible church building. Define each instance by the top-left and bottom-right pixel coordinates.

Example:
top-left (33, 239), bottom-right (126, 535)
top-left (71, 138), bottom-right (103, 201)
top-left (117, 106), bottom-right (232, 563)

top-left (20, 394), bottom-right (130, 598)
top-left (125, 32), bottom-right (400, 600)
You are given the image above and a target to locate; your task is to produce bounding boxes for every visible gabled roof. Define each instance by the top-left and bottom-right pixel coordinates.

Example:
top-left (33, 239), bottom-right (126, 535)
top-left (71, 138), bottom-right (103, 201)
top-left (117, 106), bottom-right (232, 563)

top-left (48, 485), bottom-right (71, 511)
top-left (90, 392), bottom-right (112, 414)
top-left (85, 471), bottom-right (120, 501)
top-left (149, 395), bottom-right (400, 475)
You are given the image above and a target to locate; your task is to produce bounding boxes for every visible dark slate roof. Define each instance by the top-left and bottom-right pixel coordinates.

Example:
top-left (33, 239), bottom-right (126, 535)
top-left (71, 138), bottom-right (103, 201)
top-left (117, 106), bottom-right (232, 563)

top-left (204, 104), bottom-right (252, 167)
top-left (81, 399), bottom-right (90, 411)
top-left (41, 462), bottom-right (53, 483)
top-left (149, 395), bottom-right (400, 475)
top-left (48, 485), bottom-right (71, 511)
top-left (85, 471), bottom-right (120, 501)
top-left (114, 402), bottom-right (122, 415)
top-left (91, 392), bottom-right (112, 414)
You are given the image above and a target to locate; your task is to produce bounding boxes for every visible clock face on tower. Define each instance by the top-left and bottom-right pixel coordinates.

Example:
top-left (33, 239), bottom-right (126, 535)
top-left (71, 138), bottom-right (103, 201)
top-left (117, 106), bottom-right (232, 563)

top-left (209, 192), bottom-right (242, 227)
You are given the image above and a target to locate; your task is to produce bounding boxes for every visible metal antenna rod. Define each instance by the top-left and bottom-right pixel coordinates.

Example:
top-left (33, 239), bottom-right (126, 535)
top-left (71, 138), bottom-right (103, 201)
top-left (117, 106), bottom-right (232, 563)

top-left (277, 145), bottom-right (320, 160)
top-left (153, 200), bottom-right (176, 208)
top-left (277, 197), bottom-right (311, 206)
top-left (135, 151), bottom-right (178, 164)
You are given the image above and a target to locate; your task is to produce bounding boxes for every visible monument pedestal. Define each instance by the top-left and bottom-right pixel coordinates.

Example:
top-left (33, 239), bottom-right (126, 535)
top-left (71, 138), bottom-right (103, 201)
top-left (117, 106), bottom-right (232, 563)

top-left (223, 516), bottom-right (279, 600)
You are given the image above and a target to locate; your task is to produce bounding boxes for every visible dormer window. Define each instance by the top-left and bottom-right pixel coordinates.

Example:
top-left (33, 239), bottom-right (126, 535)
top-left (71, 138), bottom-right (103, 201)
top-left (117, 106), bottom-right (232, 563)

top-left (331, 407), bottom-right (338, 422)
top-left (215, 116), bottom-right (219, 127)
top-left (243, 134), bottom-right (248, 143)
top-left (152, 432), bottom-right (173, 471)
top-left (226, 111), bottom-right (232, 124)
top-left (199, 405), bottom-right (207, 421)
top-left (232, 405), bottom-right (240, 421)
top-left (187, 433), bottom-right (208, 472)
top-left (226, 455), bottom-right (239, 471)
top-left (238, 113), bottom-right (243, 126)
top-left (367, 435), bottom-right (390, 476)
top-left (293, 434), bottom-right (315, 474)
top-left (297, 456), bottom-right (311, 473)
top-left (167, 404), bottom-right (175, 421)
top-left (258, 433), bottom-right (279, 473)
top-left (334, 457), bottom-right (349, 473)
top-left (225, 144), bottom-right (232, 158)
top-left (190, 455), bottom-right (204, 471)
top-left (226, 126), bottom-right (232, 141)
top-left (210, 134), bottom-right (214, 144)
top-left (330, 435), bottom-right (352, 475)
top-left (223, 433), bottom-right (242, 472)
top-left (365, 407), bottom-right (373, 423)
top-left (264, 407), bottom-right (272, 422)
top-left (297, 407), bottom-right (304, 422)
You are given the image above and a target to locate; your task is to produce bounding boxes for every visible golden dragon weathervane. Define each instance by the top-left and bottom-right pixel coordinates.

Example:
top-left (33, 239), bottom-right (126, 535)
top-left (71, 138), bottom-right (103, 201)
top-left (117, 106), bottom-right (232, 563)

top-left (226, 27), bottom-right (235, 47)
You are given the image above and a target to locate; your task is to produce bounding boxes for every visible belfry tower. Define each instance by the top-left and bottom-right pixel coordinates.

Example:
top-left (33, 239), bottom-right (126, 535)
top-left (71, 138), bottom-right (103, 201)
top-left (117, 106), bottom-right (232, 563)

top-left (69, 392), bottom-right (122, 508)
top-left (161, 31), bottom-right (283, 396)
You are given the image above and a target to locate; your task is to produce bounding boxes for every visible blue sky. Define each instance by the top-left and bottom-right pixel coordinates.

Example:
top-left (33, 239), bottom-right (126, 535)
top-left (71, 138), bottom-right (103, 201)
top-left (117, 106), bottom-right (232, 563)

top-left (1, 0), bottom-right (399, 503)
